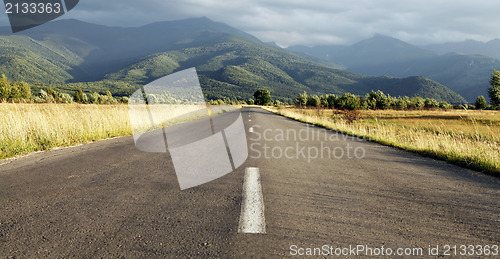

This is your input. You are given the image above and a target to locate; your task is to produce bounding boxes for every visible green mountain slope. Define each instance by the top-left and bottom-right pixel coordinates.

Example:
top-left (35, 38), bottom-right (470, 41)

top-left (0, 35), bottom-right (86, 83)
top-left (105, 34), bottom-right (466, 103)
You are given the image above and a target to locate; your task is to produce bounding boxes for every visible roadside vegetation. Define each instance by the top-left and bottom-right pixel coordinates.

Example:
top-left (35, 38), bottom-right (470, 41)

top-left (0, 102), bottom-right (239, 160)
top-left (266, 107), bottom-right (499, 175)
top-left (0, 103), bottom-right (131, 160)
top-left (262, 71), bottom-right (500, 175)
top-left (0, 75), bottom-right (240, 160)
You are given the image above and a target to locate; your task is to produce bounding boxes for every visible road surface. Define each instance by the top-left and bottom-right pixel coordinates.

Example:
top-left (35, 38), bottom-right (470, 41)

top-left (1, 107), bottom-right (499, 257)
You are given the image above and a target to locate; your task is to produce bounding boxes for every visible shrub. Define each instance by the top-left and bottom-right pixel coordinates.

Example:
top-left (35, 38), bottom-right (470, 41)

top-left (343, 110), bottom-right (361, 123)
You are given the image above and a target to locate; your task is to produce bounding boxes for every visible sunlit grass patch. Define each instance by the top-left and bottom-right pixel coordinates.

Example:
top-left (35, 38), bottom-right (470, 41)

top-left (0, 103), bottom-right (131, 160)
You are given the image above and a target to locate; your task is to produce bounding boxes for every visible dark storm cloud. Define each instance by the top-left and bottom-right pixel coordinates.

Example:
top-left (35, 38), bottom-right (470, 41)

top-left (2, 0), bottom-right (499, 46)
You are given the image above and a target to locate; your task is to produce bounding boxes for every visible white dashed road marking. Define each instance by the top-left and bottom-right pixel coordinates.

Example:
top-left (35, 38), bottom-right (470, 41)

top-left (238, 167), bottom-right (266, 234)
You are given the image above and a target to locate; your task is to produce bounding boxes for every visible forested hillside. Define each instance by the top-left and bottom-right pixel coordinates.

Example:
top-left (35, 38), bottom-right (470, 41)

top-left (0, 18), bottom-right (466, 103)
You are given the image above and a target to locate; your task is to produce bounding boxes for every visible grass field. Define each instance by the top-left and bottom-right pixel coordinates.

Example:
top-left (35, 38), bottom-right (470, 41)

top-left (265, 107), bottom-right (500, 175)
top-left (0, 103), bottom-right (237, 160)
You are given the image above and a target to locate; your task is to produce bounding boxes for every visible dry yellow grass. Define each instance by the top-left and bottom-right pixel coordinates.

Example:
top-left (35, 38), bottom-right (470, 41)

top-left (0, 103), bottom-right (131, 160)
top-left (265, 107), bottom-right (500, 175)
top-left (0, 103), bottom-right (237, 160)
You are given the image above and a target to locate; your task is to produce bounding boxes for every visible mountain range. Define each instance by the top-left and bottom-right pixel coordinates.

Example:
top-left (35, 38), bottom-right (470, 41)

top-left (423, 39), bottom-right (500, 60)
top-left (288, 34), bottom-right (500, 101)
top-left (0, 18), bottom-right (467, 103)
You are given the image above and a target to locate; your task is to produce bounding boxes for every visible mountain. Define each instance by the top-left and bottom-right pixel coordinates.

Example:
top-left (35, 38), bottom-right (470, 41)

top-left (104, 35), bottom-right (465, 102)
top-left (288, 35), bottom-right (436, 67)
top-left (328, 34), bottom-right (437, 67)
top-left (0, 17), bottom-right (261, 81)
top-left (0, 18), bottom-right (466, 103)
top-left (423, 39), bottom-right (500, 60)
top-left (348, 53), bottom-right (500, 102)
top-left (289, 35), bottom-right (498, 101)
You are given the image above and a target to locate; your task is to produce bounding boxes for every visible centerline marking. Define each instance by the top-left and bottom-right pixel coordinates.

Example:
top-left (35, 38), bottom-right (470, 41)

top-left (238, 167), bottom-right (266, 234)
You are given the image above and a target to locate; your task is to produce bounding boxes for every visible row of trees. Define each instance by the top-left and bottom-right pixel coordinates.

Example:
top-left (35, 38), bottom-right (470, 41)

top-left (0, 75), bottom-right (32, 102)
top-left (35, 88), bottom-right (123, 104)
top-left (0, 75), bottom-right (126, 104)
top-left (294, 90), bottom-right (455, 110)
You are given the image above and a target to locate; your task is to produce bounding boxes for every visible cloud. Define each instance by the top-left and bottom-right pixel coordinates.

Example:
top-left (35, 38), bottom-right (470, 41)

top-left (2, 0), bottom-right (499, 46)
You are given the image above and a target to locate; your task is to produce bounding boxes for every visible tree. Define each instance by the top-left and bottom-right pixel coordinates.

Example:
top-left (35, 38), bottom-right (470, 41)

top-left (475, 96), bottom-right (488, 109)
top-left (409, 97), bottom-right (425, 109)
top-left (306, 95), bottom-right (320, 107)
top-left (9, 82), bottom-right (21, 100)
top-left (326, 94), bottom-right (338, 109)
top-left (295, 91), bottom-right (307, 107)
top-left (59, 93), bottom-right (74, 103)
top-left (46, 87), bottom-right (59, 102)
top-left (319, 95), bottom-right (328, 107)
top-left (90, 92), bottom-right (101, 104)
top-left (0, 74), bottom-right (10, 100)
top-left (253, 89), bottom-right (272, 105)
top-left (439, 101), bottom-right (451, 110)
top-left (16, 81), bottom-right (31, 101)
top-left (393, 97), bottom-right (409, 110)
top-left (424, 98), bottom-right (439, 109)
top-left (338, 93), bottom-right (361, 110)
top-left (366, 90), bottom-right (391, 109)
top-left (488, 69), bottom-right (500, 107)
top-left (74, 89), bottom-right (85, 103)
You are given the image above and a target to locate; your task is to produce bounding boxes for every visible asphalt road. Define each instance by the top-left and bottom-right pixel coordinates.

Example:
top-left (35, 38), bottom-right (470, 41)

top-left (1, 107), bottom-right (499, 258)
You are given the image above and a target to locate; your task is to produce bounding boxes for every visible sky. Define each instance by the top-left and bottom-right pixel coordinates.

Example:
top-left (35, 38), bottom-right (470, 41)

top-left (1, 0), bottom-right (499, 47)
